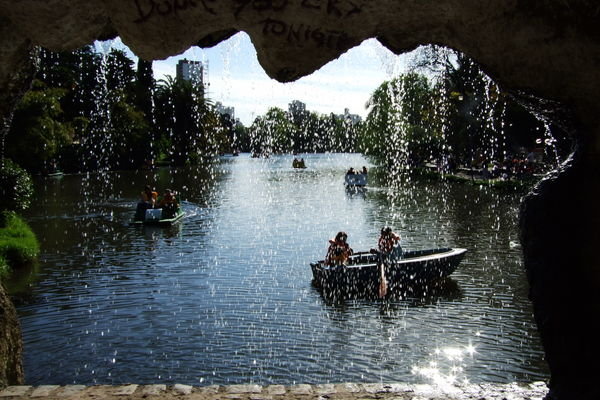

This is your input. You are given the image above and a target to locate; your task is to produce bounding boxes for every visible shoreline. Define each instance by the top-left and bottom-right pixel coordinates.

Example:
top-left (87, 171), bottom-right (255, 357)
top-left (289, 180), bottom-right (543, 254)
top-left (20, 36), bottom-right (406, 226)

top-left (0, 381), bottom-right (549, 399)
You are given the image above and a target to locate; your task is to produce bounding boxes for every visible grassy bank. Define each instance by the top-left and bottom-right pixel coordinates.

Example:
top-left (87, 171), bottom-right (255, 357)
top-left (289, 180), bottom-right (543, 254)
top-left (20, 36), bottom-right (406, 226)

top-left (412, 167), bottom-right (538, 192)
top-left (0, 211), bottom-right (39, 279)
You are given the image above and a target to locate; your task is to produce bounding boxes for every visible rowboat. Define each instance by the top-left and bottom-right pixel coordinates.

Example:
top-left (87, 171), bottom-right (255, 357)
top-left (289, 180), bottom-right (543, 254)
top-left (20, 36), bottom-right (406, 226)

top-left (292, 159), bottom-right (307, 169)
top-left (344, 173), bottom-right (367, 186)
top-left (130, 208), bottom-right (184, 226)
top-left (310, 247), bottom-right (467, 298)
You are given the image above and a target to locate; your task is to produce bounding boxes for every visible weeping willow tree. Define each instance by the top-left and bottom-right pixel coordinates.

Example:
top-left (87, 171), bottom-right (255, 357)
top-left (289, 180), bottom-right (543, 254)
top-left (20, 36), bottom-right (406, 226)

top-left (359, 72), bottom-right (439, 176)
top-left (360, 47), bottom-right (570, 178)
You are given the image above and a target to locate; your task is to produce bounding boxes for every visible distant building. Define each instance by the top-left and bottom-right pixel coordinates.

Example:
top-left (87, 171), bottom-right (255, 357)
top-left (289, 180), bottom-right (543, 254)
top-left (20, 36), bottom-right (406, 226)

top-left (176, 59), bottom-right (204, 87)
top-left (215, 101), bottom-right (235, 120)
top-left (341, 108), bottom-right (362, 125)
top-left (288, 100), bottom-right (306, 115)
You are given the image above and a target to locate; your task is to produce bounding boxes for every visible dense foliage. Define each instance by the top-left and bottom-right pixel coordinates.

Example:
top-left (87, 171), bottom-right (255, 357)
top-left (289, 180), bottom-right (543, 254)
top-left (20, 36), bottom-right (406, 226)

top-left (5, 45), bottom-right (238, 174)
top-left (359, 47), bottom-right (572, 175)
top-left (0, 160), bottom-right (33, 212)
top-left (247, 107), bottom-right (360, 156)
top-left (230, 47), bottom-right (571, 170)
top-left (0, 211), bottom-right (39, 278)
top-left (4, 43), bottom-right (572, 177)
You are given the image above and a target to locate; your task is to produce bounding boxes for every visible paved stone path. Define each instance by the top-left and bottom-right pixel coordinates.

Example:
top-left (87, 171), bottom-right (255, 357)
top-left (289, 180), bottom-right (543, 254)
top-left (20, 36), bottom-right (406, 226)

top-left (0, 382), bottom-right (548, 399)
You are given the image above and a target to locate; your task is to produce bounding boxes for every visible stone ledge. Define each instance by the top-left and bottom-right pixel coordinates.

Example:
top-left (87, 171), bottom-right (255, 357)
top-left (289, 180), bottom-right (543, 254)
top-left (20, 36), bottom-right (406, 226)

top-left (0, 382), bottom-right (548, 399)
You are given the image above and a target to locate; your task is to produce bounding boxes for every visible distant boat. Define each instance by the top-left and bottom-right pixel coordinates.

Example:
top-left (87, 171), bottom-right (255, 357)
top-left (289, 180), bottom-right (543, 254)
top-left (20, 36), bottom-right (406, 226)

top-left (292, 158), bottom-right (307, 169)
top-left (130, 208), bottom-right (184, 226)
top-left (344, 172), bottom-right (367, 186)
top-left (310, 247), bottom-right (467, 298)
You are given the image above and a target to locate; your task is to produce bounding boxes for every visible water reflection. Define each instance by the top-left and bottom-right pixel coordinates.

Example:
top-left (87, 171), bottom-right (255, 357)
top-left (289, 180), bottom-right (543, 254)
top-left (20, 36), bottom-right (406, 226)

top-left (313, 277), bottom-right (463, 306)
top-left (412, 343), bottom-right (477, 388)
top-left (344, 186), bottom-right (368, 199)
top-left (14, 153), bottom-right (547, 386)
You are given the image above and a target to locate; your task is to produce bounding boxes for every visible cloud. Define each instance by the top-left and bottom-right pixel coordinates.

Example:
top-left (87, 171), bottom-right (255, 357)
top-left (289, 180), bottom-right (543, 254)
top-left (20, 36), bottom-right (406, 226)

top-left (200, 35), bottom-right (409, 125)
top-left (209, 74), bottom-right (375, 125)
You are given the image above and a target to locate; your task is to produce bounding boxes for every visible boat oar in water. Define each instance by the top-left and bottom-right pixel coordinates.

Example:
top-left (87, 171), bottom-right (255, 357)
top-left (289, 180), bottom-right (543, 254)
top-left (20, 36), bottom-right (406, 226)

top-left (370, 249), bottom-right (388, 298)
top-left (378, 261), bottom-right (387, 298)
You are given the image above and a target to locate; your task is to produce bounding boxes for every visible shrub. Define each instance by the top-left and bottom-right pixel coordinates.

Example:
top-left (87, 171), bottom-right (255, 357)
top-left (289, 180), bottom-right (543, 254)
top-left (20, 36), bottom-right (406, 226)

top-left (0, 211), bottom-right (39, 279)
top-left (0, 159), bottom-right (34, 212)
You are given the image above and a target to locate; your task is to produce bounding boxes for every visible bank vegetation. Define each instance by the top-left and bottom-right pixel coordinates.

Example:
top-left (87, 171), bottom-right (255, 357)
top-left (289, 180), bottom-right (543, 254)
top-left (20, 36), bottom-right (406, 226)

top-left (0, 160), bottom-right (37, 280)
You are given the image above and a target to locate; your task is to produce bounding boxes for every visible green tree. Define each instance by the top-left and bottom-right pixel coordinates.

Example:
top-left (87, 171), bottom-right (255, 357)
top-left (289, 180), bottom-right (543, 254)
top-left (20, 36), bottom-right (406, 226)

top-left (303, 112), bottom-right (325, 152)
top-left (155, 75), bottom-right (218, 165)
top-left (5, 81), bottom-right (73, 173)
top-left (360, 73), bottom-right (437, 172)
top-left (288, 103), bottom-right (310, 152)
top-left (234, 122), bottom-right (250, 152)
top-left (217, 113), bottom-right (236, 154)
top-left (106, 49), bottom-right (136, 92)
top-left (38, 46), bottom-right (103, 133)
top-left (171, 78), bottom-right (200, 165)
top-left (153, 75), bottom-right (176, 162)
top-left (108, 90), bottom-right (151, 169)
top-left (134, 59), bottom-right (155, 161)
top-left (440, 52), bottom-right (496, 166)
top-left (249, 107), bottom-right (295, 155)
top-left (0, 159), bottom-right (33, 212)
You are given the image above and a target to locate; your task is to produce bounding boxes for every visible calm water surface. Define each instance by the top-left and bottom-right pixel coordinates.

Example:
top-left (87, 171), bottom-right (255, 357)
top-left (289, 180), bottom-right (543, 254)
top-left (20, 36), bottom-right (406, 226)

top-left (14, 153), bottom-right (548, 386)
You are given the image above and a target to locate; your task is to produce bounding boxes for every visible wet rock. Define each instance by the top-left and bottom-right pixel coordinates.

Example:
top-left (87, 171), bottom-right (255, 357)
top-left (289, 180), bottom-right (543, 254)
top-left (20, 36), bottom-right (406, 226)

top-left (0, 1), bottom-right (599, 125)
top-left (112, 384), bottom-right (138, 396)
top-left (173, 383), bottom-right (193, 395)
top-left (0, 382), bottom-right (551, 400)
top-left (141, 384), bottom-right (166, 396)
top-left (520, 149), bottom-right (600, 400)
top-left (29, 385), bottom-right (60, 398)
top-left (0, 385), bottom-right (30, 397)
top-left (0, 284), bottom-right (24, 388)
top-left (226, 384), bottom-right (262, 394)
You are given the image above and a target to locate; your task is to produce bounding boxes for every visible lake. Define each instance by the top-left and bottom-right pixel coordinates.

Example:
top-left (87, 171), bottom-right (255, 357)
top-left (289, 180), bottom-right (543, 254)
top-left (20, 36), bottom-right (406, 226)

top-left (13, 153), bottom-right (548, 386)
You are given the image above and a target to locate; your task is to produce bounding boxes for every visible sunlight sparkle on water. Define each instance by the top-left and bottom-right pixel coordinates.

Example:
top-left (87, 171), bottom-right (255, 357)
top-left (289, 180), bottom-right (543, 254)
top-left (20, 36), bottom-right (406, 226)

top-left (412, 343), bottom-right (477, 388)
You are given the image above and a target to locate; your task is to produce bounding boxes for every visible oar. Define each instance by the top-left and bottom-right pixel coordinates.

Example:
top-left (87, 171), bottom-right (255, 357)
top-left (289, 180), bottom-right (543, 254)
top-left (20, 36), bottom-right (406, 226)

top-left (378, 260), bottom-right (388, 298)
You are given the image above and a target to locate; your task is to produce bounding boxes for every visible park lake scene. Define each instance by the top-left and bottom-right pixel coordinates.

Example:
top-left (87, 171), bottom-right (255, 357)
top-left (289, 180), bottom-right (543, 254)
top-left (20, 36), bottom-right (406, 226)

top-left (1, 37), bottom-right (571, 390)
top-left (10, 153), bottom-right (550, 386)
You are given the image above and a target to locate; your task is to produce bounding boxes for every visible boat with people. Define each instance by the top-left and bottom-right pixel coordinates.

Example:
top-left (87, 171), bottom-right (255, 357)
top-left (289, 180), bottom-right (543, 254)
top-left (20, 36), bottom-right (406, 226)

top-left (130, 207), bottom-right (184, 226)
top-left (345, 173), bottom-right (367, 186)
top-left (131, 186), bottom-right (183, 226)
top-left (344, 166), bottom-right (368, 186)
top-left (310, 247), bottom-right (467, 298)
top-left (292, 157), bottom-right (307, 169)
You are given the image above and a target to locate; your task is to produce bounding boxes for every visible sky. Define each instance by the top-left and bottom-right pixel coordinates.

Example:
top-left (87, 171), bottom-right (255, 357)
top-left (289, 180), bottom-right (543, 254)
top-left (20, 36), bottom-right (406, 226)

top-left (110, 32), bottom-right (412, 126)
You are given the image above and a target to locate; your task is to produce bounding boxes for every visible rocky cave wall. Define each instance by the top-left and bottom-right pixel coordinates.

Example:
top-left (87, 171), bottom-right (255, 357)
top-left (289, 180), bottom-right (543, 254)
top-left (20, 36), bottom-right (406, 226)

top-left (0, 1), bottom-right (599, 399)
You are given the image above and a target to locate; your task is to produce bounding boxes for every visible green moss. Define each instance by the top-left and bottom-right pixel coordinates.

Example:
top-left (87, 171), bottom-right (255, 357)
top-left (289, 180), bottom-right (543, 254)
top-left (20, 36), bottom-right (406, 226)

top-left (0, 211), bottom-right (39, 280)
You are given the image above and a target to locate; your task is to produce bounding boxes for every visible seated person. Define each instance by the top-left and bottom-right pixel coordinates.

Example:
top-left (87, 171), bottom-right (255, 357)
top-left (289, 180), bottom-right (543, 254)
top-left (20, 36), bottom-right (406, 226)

top-left (158, 189), bottom-right (179, 218)
top-left (375, 227), bottom-right (402, 261)
top-left (325, 231), bottom-right (353, 266)
top-left (135, 185), bottom-right (158, 220)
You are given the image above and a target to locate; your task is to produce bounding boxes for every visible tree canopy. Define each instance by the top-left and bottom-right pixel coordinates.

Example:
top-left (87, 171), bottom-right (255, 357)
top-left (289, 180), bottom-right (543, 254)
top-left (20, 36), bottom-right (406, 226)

top-left (2, 44), bottom-right (571, 179)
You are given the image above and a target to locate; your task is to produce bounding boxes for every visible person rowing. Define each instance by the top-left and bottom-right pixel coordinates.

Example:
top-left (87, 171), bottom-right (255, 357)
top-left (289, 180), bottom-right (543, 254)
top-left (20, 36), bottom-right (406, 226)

top-left (325, 231), bottom-right (353, 266)
top-left (377, 226), bottom-right (402, 261)
top-left (158, 188), bottom-right (179, 218)
top-left (372, 226), bottom-right (402, 297)
top-left (135, 185), bottom-right (158, 220)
